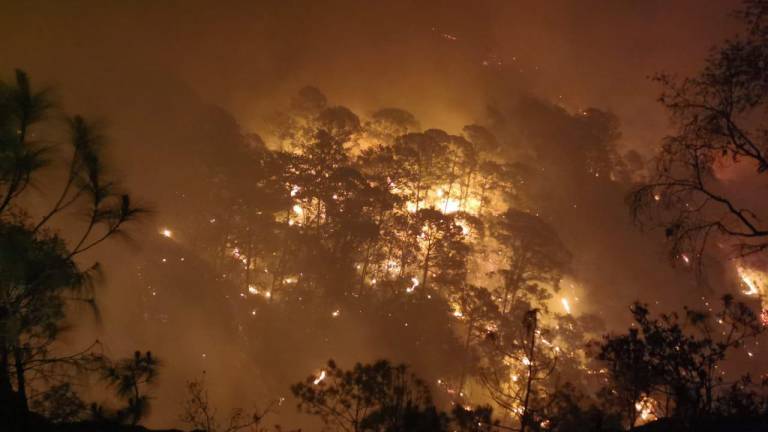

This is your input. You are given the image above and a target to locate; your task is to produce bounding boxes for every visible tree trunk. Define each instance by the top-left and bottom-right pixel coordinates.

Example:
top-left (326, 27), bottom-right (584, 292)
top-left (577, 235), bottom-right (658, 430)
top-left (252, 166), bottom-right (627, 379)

top-left (458, 318), bottom-right (474, 393)
top-left (420, 243), bottom-right (432, 291)
top-left (520, 317), bottom-right (537, 432)
top-left (358, 241), bottom-right (373, 295)
top-left (0, 333), bottom-right (10, 395)
top-left (0, 336), bottom-right (16, 431)
top-left (245, 237), bottom-right (254, 292)
top-left (459, 168), bottom-right (474, 209)
top-left (12, 345), bottom-right (27, 412)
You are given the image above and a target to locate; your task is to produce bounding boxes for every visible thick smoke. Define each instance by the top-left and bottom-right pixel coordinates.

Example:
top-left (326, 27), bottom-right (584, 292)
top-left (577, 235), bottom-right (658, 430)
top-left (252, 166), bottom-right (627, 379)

top-left (0, 0), bottom-right (755, 429)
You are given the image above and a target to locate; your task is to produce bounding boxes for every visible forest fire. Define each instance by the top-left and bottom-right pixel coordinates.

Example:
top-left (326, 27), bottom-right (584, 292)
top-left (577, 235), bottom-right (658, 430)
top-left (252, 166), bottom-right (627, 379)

top-left (4, 1), bottom-right (768, 432)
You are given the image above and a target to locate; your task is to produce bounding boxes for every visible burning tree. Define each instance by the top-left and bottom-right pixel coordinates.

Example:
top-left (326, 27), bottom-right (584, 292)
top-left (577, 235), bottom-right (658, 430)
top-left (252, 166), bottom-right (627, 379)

top-left (481, 309), bottom-right (559, 432)
top-left (152, 85), bottom-right (619, 430)
top-left (490, 209), bottom-right (572, 314)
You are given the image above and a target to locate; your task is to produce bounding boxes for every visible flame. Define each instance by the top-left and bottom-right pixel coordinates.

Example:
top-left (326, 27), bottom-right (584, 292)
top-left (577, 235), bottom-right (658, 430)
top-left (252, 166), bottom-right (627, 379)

top-left (398, 184), bottom-right (486, 216)
top-left (313, 370), bottom-right (327, 385)
top-left (737, 266), bottom-right (763, 296)
top-left (442, 198), bottom-right (461, 214)
top-left (456, 218), bottom-right (471, 236)
top-left (406, 277), bottom-right (419, 293)
top-left (736, 265), bottom-right (768, 326)
top-left (634, 395), bottom-right (659, 425)
top-left (561, 297), bottom-right (571, 314)
top-left (160, 228), bottom-right (173, 238)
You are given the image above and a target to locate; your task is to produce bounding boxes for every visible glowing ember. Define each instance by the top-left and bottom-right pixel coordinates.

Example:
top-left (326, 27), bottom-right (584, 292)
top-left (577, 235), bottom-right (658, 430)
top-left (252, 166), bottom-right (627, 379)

top-left (160, 228), bottom-right (173, 238)
top-left (561, 297), bottom-right (571, 314)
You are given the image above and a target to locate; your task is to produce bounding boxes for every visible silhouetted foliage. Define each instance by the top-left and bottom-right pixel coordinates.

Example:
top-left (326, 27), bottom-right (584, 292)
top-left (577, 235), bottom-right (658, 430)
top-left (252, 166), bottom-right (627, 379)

top-left (631, 0), bottom-right (768, 265)
top-left (292, 359), bottom-right (508, 432)
top-left (100, 351), bottom-right (161, 426)
top-left (291, 359), bottom-right (438, 432)
top-left (180, 376), bottom-right (276, 432)
top-left (31, 383), bottom-right (86, 424)
top-left (598, 296), bottom-right (764, 429)
top-left (0, 69), bottom-right (144, 432)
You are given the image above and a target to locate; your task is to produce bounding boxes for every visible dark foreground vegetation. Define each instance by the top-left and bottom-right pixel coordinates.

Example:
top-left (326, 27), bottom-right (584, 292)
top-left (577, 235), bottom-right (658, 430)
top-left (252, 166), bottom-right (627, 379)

top-left (4, 1), bottom-right (768, 431)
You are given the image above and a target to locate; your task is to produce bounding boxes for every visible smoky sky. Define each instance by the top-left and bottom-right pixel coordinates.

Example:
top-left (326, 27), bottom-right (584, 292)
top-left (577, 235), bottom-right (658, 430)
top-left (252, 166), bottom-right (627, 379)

top-left (0, 0), bottom-right (738, 140)
top-left (0, 0), bottom-right (755, 428)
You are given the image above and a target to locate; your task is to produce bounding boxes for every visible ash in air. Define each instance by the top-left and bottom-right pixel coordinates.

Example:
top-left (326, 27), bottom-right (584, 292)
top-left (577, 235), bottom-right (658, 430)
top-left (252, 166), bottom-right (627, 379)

top-left (1, 1), bottom-right (768, 432)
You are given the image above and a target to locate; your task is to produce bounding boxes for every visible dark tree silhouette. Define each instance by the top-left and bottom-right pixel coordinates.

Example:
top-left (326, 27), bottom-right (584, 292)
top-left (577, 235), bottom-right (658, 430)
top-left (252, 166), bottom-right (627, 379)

top-left (180, 376), bottom-right (276, 432)
top-left (30, 383), bottom-right (86, 424)
top-left (292, 359), bottom-right (507, 432)
top-left (491, 210), bottom-right (572, 314)
top-left (631, 0), bottom-right (768, 265)
top-left (100, 351), bottom-right (161, 426)
top-left (291, 359), bottom-right (440, 432)
top-left (0, 69), bottom-right (143, 432)
top-left (598, 296), bottom-right (763, 428)
top-left (481, 309), bottom-right (559, 432)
